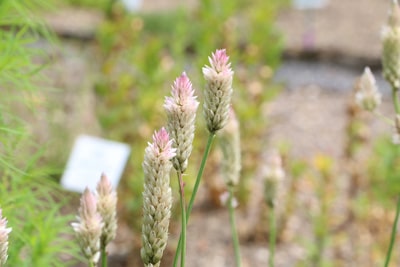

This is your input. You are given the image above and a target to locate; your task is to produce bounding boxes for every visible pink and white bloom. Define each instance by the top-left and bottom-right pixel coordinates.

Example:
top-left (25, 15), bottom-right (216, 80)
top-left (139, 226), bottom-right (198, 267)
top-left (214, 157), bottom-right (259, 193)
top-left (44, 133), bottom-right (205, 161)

top-left (141, 128), bottom-right (176, 267)
top-left (164, 72), bottom-right (199, 172)
top-left (71, 188), bottom-right (103, 265)
top-left (202, 49), bottom-right (234, 133)
top-left (96, 173), bottom-right (117, 247)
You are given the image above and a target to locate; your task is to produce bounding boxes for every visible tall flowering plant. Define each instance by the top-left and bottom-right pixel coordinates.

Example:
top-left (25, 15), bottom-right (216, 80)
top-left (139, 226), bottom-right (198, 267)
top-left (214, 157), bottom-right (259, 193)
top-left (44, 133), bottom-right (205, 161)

top-left (140, 49), bottom-right (242, 267)
top-left (164, 73), bottom-right (199, 266)
top-left (355, 1), bottom-right (400, 266)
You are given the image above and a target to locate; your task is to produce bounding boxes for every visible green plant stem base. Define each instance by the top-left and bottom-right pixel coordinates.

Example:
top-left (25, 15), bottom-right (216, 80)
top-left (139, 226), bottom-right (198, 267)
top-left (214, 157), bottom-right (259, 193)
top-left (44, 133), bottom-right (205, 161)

top-left (228, 187), bottom-right (242, 267)
top-left (269, 204), bottom-right (276, 267)
top-left (384, 196), bottom-right (400, 267)
top-left (178, 171), bottom-right (187, 267)
top-left (101, 244), bottom-right (107, 267)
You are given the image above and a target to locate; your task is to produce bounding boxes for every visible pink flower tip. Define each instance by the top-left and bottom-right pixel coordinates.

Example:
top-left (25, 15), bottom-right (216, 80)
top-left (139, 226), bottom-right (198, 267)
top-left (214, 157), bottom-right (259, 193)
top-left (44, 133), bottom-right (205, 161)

top-left (174, 72), bottom-right (192, 94)
top-left (153, 127), bottom-right (169, 146)
top-left (97, 173), bottom-right (113, 194)
top-left (151, 128), bottom-right (176, 159)
top-left (81, 188), bottom-right (98, 217)
top-left (209, 49), bottom-right (231, 73)
top-left (172, 72), bottom-right (195, 100)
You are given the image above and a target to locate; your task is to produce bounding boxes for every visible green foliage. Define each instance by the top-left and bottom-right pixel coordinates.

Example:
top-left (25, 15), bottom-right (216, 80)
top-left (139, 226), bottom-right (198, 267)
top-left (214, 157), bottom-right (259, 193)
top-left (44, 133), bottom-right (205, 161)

top-left (0, 163), bottom-right (79, 267)
top-left (57, 0), bottom-right (111, 10)
top-left (0, 0), bottom-right (80, 265)
top-left (368, 136), bottom-right (400, 206)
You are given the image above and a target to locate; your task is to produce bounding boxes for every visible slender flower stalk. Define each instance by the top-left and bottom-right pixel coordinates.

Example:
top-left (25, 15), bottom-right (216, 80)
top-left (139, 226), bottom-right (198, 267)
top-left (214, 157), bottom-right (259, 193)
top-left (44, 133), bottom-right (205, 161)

top-left (141, 128), bottom-right (176, 267)
top-left (268, 203), bottom-right (276, 267)
top-left (0, 210), bottom-right (11, 267)
top-left (174, 49), bottom-right (234, 267)
top-left (228, 187), bottom-right (242, 267)
top-left (219, 109), bottom-right (242, 266)
top-left (382, 0), bottom-right (400, 91)
top-left (71, 188), bottom-right (103, 267)
top-left (203, 49), bottom-right (234, 133)
top-left (262, 151), bottom-right (285, 267)
top-left (177, 171), bottom-right (187, 267)
top-left (173, 133), bottom-right (215, 267)
top-left (385, 197), bottom-right (400, 267)
top-left (164, 73), bottom-right (199, 267)
top-left (96, 173), bottom-right (118, 267)
top-left (219, 109), bottom-right (241, 187)
top-left (383, 2), bottom-right (400, 266)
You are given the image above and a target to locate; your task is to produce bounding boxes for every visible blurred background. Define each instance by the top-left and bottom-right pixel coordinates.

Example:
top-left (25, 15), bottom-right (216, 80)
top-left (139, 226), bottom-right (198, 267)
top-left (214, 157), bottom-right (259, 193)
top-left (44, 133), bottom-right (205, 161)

top-left (3, 0), bottom-right (400, 266)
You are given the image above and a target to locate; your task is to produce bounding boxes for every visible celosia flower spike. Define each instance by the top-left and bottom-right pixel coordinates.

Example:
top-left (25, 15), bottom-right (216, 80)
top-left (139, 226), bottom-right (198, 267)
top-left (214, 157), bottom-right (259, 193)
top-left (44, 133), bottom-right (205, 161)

top-left (96, 173), bottom-right (118, 248)
top-left (355, 67), bottom-right (382, 112)
top-left (71, 188), bottom-right (103, 265)
top-left (164, 72), bottom-right (199, 172)
top-left (141, 128), bottom-right (176, 267)
top-left (203, 49), bottom-right (234, 133)
top-left (382, 0), bottom-right (400, 89)
top-left (262, 150), bottom-right (285, 208)
top-left (0, 210), bottom-right (11, 266)
top-left (219, 108), bottom-right (241, 187)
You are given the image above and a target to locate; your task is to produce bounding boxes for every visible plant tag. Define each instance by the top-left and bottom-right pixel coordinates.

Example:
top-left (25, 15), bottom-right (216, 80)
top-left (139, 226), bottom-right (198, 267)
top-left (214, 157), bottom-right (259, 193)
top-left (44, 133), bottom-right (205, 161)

top-left (61, 135), bottom-right (131, 193)
top-left (121, 0), bottom-right (142, 12)
top-left (293, 0), bottom-right (329, 9)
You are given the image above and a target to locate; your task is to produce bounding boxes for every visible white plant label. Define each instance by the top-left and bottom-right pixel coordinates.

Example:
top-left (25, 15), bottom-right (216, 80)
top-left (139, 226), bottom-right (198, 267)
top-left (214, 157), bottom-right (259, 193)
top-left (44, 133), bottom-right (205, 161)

top-left (61, 135), bottom-right (131, 193)
top-left (121, 0), bottom-right (142, 12)
top-left (293, 0), bottom-right (329, 9)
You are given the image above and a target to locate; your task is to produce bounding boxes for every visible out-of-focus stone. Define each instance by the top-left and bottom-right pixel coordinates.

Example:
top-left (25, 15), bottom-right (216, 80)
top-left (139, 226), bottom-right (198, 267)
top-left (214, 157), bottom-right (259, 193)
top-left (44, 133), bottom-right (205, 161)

top-left (44, 8), bottom-right (104, 40)
top-left (276, 0), bottom-right (387, 65)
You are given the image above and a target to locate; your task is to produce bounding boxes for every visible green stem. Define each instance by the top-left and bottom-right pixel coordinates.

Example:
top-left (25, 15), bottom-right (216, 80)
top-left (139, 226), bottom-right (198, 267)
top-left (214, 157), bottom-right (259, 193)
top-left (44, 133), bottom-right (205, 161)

top-left (178, 171), bottom-right (187, 267)
top-left (392, 89), bottom-right (400, 114)
top-left (384, 196), bottom-right (400, 267)
top-left (173, 133), bottom-right (215, 267)
top-left (89, 261), bottom-right (95, 267)
top-left (101, 243), bottom-right (107, 267)
top-left (228, 187), bottom-right (242, 267)
top-left (373, 110), bottom-right (395, 126)
top-left (186, 133), bottom-right (215, 217)
top-left (269, 203), bottom-right (276, 267)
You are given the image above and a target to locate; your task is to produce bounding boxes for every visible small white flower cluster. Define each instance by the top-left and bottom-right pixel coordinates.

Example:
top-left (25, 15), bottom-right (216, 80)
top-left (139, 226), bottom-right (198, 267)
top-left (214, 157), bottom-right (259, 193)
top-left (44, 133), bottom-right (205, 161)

top-left (354, 67), bottom-right (382, 112)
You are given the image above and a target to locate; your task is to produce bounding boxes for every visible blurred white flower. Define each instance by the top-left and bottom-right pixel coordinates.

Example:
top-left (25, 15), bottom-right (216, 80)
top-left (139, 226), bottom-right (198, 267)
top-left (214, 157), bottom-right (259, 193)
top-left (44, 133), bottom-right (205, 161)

top-left (355, 67), bottom-right (382, 112)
